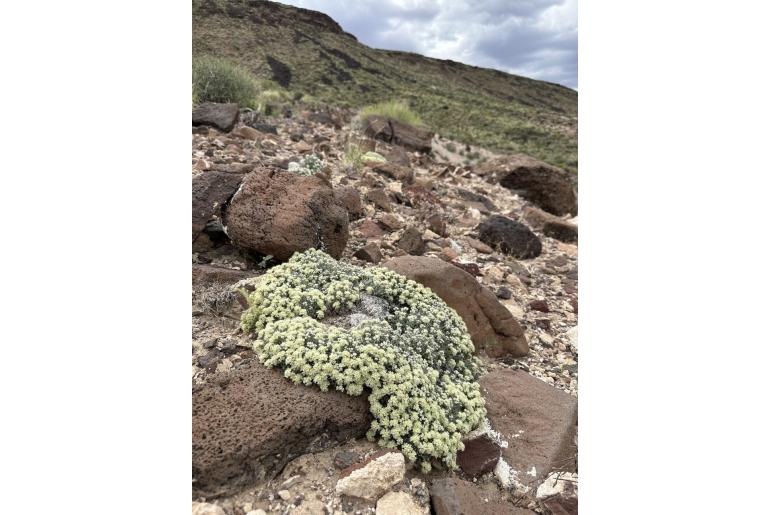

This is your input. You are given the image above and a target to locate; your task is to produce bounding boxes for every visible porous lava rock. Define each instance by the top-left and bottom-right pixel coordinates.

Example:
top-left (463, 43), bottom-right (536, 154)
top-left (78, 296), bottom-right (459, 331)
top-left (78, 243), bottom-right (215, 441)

top-left (477, 215), bottom-right (542, 259)
top-left (224, 166), bottom-right (349, 261)
top-left (192, 361), bottom-right (371, 498)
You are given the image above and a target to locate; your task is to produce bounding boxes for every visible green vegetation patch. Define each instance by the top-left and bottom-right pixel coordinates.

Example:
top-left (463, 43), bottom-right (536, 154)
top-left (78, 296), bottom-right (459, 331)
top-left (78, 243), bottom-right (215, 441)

top-left (241, 249), bottom-right (486, 471)
top-left (359, 100), bottom-right (424, 127)
top-left (192, 55), bottom-right (261, 108)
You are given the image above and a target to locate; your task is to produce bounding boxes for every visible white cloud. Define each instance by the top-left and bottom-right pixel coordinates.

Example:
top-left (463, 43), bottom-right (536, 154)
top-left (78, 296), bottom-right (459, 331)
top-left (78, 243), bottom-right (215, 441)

top-left (280, 0), bottom-right (577, 88)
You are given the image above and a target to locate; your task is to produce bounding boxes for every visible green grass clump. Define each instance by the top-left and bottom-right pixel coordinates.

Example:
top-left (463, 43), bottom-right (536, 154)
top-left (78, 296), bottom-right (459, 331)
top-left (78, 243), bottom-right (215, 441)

top-left (343, 144), bottom-right (364, 171)
top-left (359, 100), bottom-right (424, 127)
top-left (192, 55), bottom-right (260, 108)
top-left (241, 249), bottom-right (486, 472)
top-left (256, 89), bottom-right (291, 115)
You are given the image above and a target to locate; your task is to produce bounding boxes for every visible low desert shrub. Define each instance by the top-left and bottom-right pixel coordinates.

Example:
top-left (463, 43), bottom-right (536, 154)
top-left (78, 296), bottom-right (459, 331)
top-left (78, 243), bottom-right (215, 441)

top-left (241, 250), bottom-right (486, 471)
top-left (192, 55), bottom-right (260, 108)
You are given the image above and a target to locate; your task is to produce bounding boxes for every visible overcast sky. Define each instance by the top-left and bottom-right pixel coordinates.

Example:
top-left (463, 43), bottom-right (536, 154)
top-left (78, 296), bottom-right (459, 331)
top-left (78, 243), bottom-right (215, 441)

top-left (277, 0), bottom-right (577, 89)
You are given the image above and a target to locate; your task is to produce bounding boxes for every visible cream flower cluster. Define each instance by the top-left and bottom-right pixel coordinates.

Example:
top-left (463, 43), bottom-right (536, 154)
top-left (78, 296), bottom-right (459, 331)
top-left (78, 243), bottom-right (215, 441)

top-left (287, 155), bottom-right (324, 176)
top-left (241, 249), bottom-right (486, 471)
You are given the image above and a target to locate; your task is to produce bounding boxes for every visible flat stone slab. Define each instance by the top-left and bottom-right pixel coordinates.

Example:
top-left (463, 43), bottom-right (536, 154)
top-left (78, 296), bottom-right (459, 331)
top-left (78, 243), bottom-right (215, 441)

top-left (480, 369), bottom-right (577, 489)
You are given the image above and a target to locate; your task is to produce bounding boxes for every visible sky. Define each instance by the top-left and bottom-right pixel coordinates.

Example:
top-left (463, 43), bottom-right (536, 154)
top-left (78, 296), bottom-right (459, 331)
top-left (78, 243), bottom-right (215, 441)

top-left (277, 0), bottom-right (577, 89)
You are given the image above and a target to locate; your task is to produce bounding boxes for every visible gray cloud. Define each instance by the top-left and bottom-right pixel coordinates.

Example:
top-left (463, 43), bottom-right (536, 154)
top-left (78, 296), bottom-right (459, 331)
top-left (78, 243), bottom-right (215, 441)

top-left (278, 0), bottom-right (577, 89)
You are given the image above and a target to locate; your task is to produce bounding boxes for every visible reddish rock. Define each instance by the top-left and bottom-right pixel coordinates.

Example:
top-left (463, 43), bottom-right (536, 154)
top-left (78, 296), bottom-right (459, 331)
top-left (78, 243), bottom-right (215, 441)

top-left (457, 434), bottom-right (502, 478)
top-left (430, 478), bottom-right (535, 515)
top-left (384, 256), bottom-right (528, 357)
top-left (231, 125), bottom-right (262, 141)
top-left (377, 213), bottom-right (404, 231)
top-left (529, 300), bottom-right (550, 313)
top-left (466, 237), bottom-right (493, 254)
top-left (366, 161), bottom-right (414, 184)
top-left (353, 242), bottom-right (383, 263)
top-left (364, 115), bottom-right (434, 153)
top-left (358, 219), bottom-right (386, 238)
top-left (478, 155), bottom-right (577, 216)
top-left (404, 184), bottom-right (441, 207)
top-left (224, 167), bottom-right (349, 261)
top-left (439, 247), bottom-right (459, 262)
top-left (192, 361), bottom-right (371, 498)
top-left (481, 369), bottom-right (578, 489)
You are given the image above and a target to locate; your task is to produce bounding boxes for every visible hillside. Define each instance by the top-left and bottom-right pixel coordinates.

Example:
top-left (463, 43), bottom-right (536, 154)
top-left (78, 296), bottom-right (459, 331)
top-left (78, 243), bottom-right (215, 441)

top-left (192, 0), bottom-right (578, 172)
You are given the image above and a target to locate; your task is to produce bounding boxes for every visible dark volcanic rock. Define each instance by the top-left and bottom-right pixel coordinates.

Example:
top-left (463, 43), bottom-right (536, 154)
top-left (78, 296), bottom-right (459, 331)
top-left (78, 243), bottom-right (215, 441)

top-left (457, 434), bottom-right (502, 478)
top-left (477, 215), bottom-right (542, 259)
top-left (192, 171), bottom-right (245, 242)
top-left (481, 369), bottom-right (578, 489)
top-left (396, 226), bottom-right (426, 255)
top-left (192, 103), bottom-right (240, 132)
top-left (543, 219), bottom-right (578, 243)
top-left (430, 478), bottom-right (535, 515)
top-left (384, 256), bottom-right (528, 357)
top-left (192, 361), bottom-right (371, 498)
top-left (353, 242), bottom-right (383, 263)
top-left (224, 166), bottom-right (349, 261)
top-left (364, 115), bottom-right (434, 153)
top-left (478, 155), bottom-right (577, 216)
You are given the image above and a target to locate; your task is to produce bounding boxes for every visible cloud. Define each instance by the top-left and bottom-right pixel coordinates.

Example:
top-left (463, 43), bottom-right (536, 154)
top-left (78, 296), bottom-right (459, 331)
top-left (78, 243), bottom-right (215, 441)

top-left (278, 0), bottom-right (577, 89)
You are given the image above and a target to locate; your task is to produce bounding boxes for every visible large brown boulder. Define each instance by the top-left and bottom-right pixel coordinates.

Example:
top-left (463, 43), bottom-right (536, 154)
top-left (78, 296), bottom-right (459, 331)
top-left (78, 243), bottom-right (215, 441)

top-left (192, 361), bottom-right (372, 498)
top-left (383, 256), bottom-right (528, 358)
top-left (224, 167), bottom-right (349, 261)
top-left (481, 369), bottom-right (577, 489)
top-left (363, 115), bottom-right (433, 153)
top-left (192, 102), bottom-right (240, 132)
top-left (477, 155), bottom-right (577, 216)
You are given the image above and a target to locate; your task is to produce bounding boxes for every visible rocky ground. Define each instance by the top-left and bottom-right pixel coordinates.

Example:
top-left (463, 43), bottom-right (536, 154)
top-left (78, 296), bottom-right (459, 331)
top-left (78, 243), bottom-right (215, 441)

top-left (191, 102), bottom-right (578, 515)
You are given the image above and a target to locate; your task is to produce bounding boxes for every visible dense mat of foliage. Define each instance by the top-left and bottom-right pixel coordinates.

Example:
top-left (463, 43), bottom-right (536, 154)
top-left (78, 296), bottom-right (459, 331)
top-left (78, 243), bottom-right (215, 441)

top-left (241, 249), bottom-right (486, 471)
